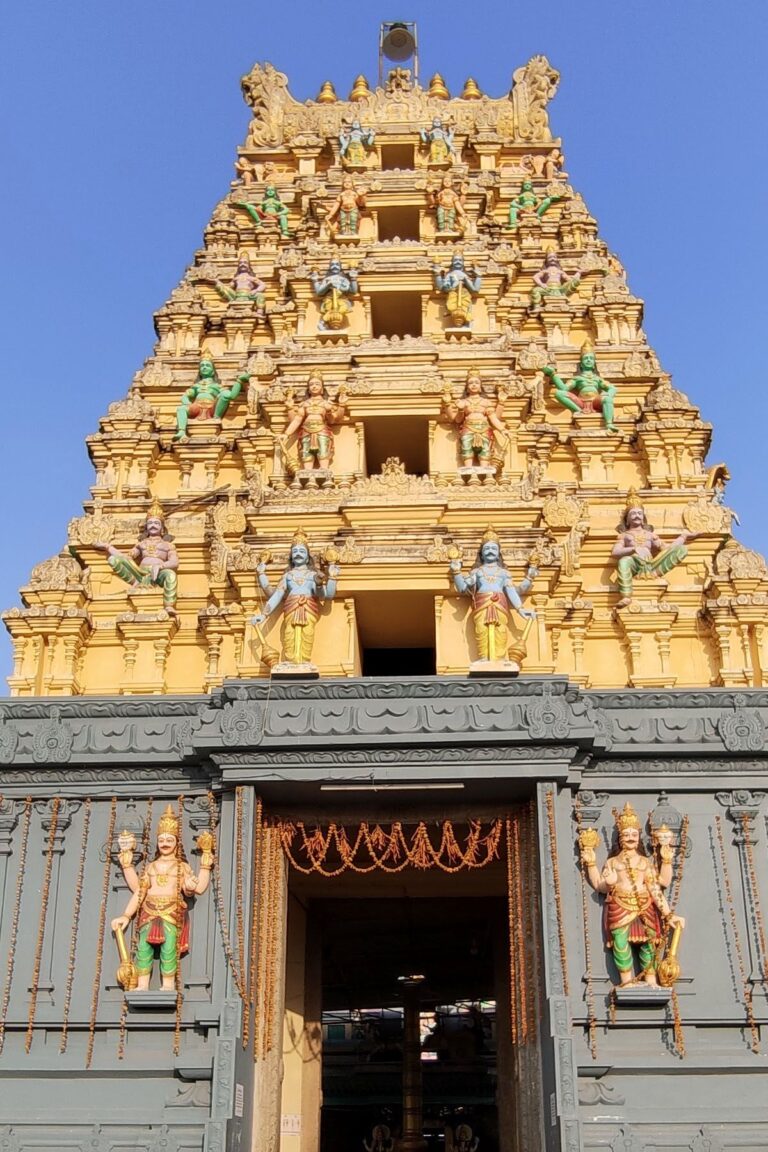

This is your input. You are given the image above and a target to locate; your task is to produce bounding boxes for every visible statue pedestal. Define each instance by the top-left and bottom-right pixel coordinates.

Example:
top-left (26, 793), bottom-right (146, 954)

top-left (291, 468), bottom-right (334, 490)
top-left (613, 984), bottom-right (672, 1007)
top-left (271, 661), bottom-right (319, 680)
top-left (455, 466), bottom-right (496, 487)
top-left (468, 658), bottom-right (520, 678)
top-left (125, 990), bottom-right (178, 1010)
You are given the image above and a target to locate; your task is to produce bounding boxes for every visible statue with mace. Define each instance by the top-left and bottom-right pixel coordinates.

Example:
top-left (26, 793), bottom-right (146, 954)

top-left (433, 254), bottom-right (482, 328)
top-left (111, 805), bottom-right (214, 991)
top-left (579, 802), bottom-right (684, 987)
top-left (442, 371), bottom-right (508, 471)
top-left (252, 530), bottom-right (340, 671)
top-left (450, 528), bottom-right (537, 671)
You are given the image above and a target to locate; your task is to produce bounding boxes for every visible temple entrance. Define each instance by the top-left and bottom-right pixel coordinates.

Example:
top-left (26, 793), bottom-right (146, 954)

top-left (318, 893), bottom-right (503, 1152)
top-left (271, 808), bottom-right (541, 1152)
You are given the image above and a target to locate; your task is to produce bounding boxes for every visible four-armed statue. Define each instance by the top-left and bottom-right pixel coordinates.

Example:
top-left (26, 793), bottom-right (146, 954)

top-left (442, 371), bottom-right (508, 472)
top-left (252, 530), bottom-right (340, 672)
top-left (174, 354), bottom-right (250, 440)
top-left (543, 342), bottom-right (617, 432)
top-left (529, 250), bottom-right (581, 312)
top-left (234, 184), bottom-right (290, 237)
top-left (429, 174), bottom-right (468, 235)
top-left (612, 490), bottom-right (695, 608)
top-left (433, 254), bottom-right (482, 328)
top-left (211, 251), bottom-right (266, 319)
top-left (310, 259), bottom-right (359, 330)
top-left (94, 506), bottom-right (179, 615)
top-left (579, 802), bottom-right (684, 987)
top-left (339, 119), bottom-right (376, 169)
top-left (281, 372), bottom-right (348, 474)
top-left (450, 527), bottom-right (537, 672)
top-left (111, 805), bottom-right (214, 991)
top-left (506, 178), bottom-right (564, 229)
top-left (327, 175), bottom-right (367, 238)
top-left (421, 117), bottom-right (455, 165)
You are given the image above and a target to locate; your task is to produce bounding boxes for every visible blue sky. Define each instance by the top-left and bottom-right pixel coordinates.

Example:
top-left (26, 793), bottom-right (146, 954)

top-left (1, 1), bottom-right (766, 678)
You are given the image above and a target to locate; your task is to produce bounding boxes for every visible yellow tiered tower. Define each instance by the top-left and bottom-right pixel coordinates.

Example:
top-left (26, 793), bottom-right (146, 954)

top-left (5, 55), bottom-right (768, 694)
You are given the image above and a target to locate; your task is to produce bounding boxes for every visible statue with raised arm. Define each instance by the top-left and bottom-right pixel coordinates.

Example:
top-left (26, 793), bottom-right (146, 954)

top-left (339, 119), bottom-right (376, 168)
top-left (529, 250), bottom-right (581, 312)
top-left (111, 805), bottom-right (214, 991)
top-left (174, 353), bottom-right (250, 440)
top-left (450, 527), bottom-right (536, 666)
top-left (234, 184), bottom-right (290, 237)
top-left (442, 371), bottom-right (508, 470)
top-left (363, 1125), bottom-right (394, 1152)
top-left (579, 802), bottom-right (684, 987)
top-left (211, 251), bottom-right (266, 318)
top-left (506, 178), bottom-right (563, 229)
top-left (93, 506), bottom-right (179, 615)
top-left (433, 254), bottom-right (482, 328)
top-left (281, 372), bottom-right (348, 471)
top-left (252, 531), bottom-right (340, 668)
top-left (612, 490), bottom-right (695, 608)
top-left (430, 174), bottom-right (468, 235)
top-left (327, 175), bottom-right (367, 237)
top-left (543, 342), bottom-right (617, 431)
top-left (421, 117), bottom-right (455, 164)
top-left (310, 258), bottom-right (359, 330)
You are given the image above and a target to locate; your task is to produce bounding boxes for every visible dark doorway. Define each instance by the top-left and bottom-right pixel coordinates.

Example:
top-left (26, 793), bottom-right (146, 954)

top-left (380, 143), bottom-right (415, 170)
top-left (363, 647), bottom-right (436, 677)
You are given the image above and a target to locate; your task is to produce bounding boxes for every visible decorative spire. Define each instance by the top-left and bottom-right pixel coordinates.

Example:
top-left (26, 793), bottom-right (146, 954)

top-left (461, 77), bottom-right (482, 100)
top-left (349, 74), bottom-right (371, 101)
top-left (316, 80), bottom-right (337, 104)
top-left (428, 73), bottom-right (450, 99)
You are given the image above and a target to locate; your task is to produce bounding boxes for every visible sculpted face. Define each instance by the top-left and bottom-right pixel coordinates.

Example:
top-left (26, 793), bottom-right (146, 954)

top-left (307, 376), bottom-right (324, 396)
top-left (265, 185), bottom-right (277, 198)
top-left (199, 358), bottom-right (215, 378)
top-left (145, 516), bottom-right (164, 536)
top-left (522, 180), bottom-right (533, 192)
top-left (580, 351), bottom-right (596, 371)
top-left (450, 255), bottom-right (464, 270)
top-left (342, 175), bottom-right (353, 189)
top-left (480, 541), bottom-right (500, 563)
top-left (432, 117), bottom-right (442, 129)
top-left (619, 826), bottom-right (640, 850)
top-left (351, 119), bottom-right (361, 131)
top-left (329, 260), bottom-right (342, 275)
top-left (545, 252), bottom-right (559, 267)
top-left (466, 374), bottom-right (482, 395)
top-left (157, 832), bottom-right (177, 855)
top-left (627, 506), bottom-right (646, 529)
top-left (290, 543), bottom-right (309, 566)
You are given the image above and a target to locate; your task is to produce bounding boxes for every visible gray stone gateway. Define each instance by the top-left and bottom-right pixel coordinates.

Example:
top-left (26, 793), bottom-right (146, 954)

top-left (0, 677), bottom-right (767, 1151)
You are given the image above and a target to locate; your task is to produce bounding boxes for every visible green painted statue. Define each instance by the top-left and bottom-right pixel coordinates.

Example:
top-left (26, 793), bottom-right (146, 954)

top-left (174, 354), bottom-right (250, 440)
top-left (94, 509), bottom-right (179, 614)
top-left (234, 184), bottom-right (290, 237)
top-left (506, 178), bottom-right (563, 229)
top-left (543, 342), bottom-right (617, 432)
top-left (612, 491), bottom-right (695, 607)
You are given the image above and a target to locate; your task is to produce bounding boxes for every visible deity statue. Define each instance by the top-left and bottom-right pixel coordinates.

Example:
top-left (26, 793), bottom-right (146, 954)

top-left (450, 528), bottom-right (537, 666)
top-left (281, 373), bottom-right (348, 471)
top-left (327, 175), bottom-right (367, 237)
top-left (234, 185), bottom-right (290, 237)
top-left (363, 1126), bottom-right (394, 1152)
top-left (94, 506), bottom-right (179, 615)
top-left (111, 805), bottom-right (214, 991)
top-left (429, 174), bottom-right (468, 235)
top-left (611, 491), bottom-right (695, 608)
top-left (433, 254), bottom-right (482, 328)
top-left (579, 802), bottom-right (684, 987)
top-left (506, 179), bottom-right (564, 229)
top-left (174, 354), bottom-right (250, 440)
top-left (544, 148), bottom-right (565, 181)
top-left (234, 155), bottom-right (257, 185)
top-left (449, 1124), bottom-right (479, 1152)
top-left (543, 342), bottom-right (617, 432)
top-left (442, 372), bottom-right (508, 470)
top-left (529, 251), bottom-right (581, 312)
top-left (339, 119), bottom-right (376, 168)
top-left (420, 117), bottom-right (455, 164)
top-left (212, 251), bottom-right (266, 318)
top-left (310, 259), bottom-right (359, 330)
top-left (252, 531), bottom-right (340, 668)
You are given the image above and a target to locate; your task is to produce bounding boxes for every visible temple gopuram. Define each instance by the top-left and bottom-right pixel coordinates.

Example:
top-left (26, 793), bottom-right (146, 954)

top-left (2, 26), bottom-right (768, 1152)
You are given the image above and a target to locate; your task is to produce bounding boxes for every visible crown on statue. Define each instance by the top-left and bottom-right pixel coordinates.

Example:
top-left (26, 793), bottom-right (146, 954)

top-left (292, 527), bottom-right (310, 548)
top-left (615, 802), bottom-right (641, 833)
top-left (624, 486), bottom-right (644, 513)
top-left (580, 339), bottom-right (595, 357)
top-left (481, 526), bottom-right (500, 546)
top-left (148, 497), bottom-right (165, 521)
top-left (157, 804), bottom-right (180, 837)
top-left (200, 347), bottom-right (215, 363)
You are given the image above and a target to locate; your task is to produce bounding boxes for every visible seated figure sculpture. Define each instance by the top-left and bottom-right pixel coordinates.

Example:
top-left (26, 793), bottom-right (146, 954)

top-left (529, 251), bottom-right (581, 312)
top-left (174, 354), bottom-right (250, 440)
top-left (94, 506), bottom-right (179, 615)
top-left (611, 491), bottom-right (695, 607)
top-left (450, 527), bottom-right (536, 668)
top-left (506, 178), bottom-right (564, 229)
top-left (212, 251), bottom-right (266, 318)
top-left (579, 802), bottom-right (684, 987)
top-left (543, 342), bottom-right (617, 432)
top-left (252, 531), bottom-right (340, 669)
top-left (234, 185), bottom-right (290, 237)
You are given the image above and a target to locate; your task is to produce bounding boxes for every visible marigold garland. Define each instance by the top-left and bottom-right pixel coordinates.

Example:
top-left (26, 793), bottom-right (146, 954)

top-left (545, 788), bottom-right (569, 996)
top-left (740, 813), bottom-right (768, 982)
top-left (574, 799), bottom-right (597, 1060)
top-left (87, 797), bottom-right (117, 1069)
top-left (173, 793), bottom-right (184, 1057)
top-left (207, 791), bottom-right (247, 1003)
top-left (714, 814), bottom-right (759, 1053)
top-left (26, 796), bottom-right (60, 1053)
top-left (244, 796), bottom-right (263, 1052)
top-left (0, 797), bottom-right (32, 1056)
top-left (61, 798), bottom-right (91, 1054)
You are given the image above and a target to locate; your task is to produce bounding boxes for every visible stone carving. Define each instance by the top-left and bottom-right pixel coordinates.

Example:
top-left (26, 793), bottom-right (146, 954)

top-left (327, 175), bottom-right (367, 236)
top-left (105, 389), bottom-right (156, 423)
top-left (175, 353), bottom-right (250, 441)
top-left (281, 373), bottom-right (347, 472)
top-left (527, 682), bottom-right (569, 739)
top-left (544, 342), bottom-right (617, 432)
top-left (28, 552), bottom-right (87, 592)
top-left (137, 360), bottom-right (174, 389)
top-left (529, 250), bottom-right (581, 312)
top-left (31, 706), bottom-right (73, 763)
top-left (310, 259), bottom-right (359, 330)
top-left (420, 116), bottom-right (455, 165)
top-left (643, 374), bottom-right (696, 413)
top-left (338, 118), bottom-right (376, 168)
top-left (111, 804), bottom-right (213, 991)
top-left (433, 254), bottom-right (482, 328)
top-left (506, 178), bottom-right (564, 230)
top-left (510, 55), bottom-right (560, 141)
top-left (0, 718), bottom-right (19, 764)
top-left (94, 507), bottom-right (179, 614)
top-left (517, 340), bottom-right (549, 370)
top-left (579, 802), bottom-right (684, 987)
top-left (441, 371), bottom-right (508, 470)
top-left (68, 504), bottom-right (116, 547)
top-left (717, 695), bottom-right (766, 752)
top-left (352, 457), bottom-right (436, 497)
top-left (221, 687), bottom-right (265, 746)
top-left (542, 489), bottom-right (586, 530)
top-left (234, 184), bottom-right (291, 237)
top-left (714, 539), bottom-right (768, 582)
top-left (429, 174), bottom-right (468, 235)
top-left (210, 251), bottom-right (266, 317)
top-left (682, 495), bottom-right (732, 535)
